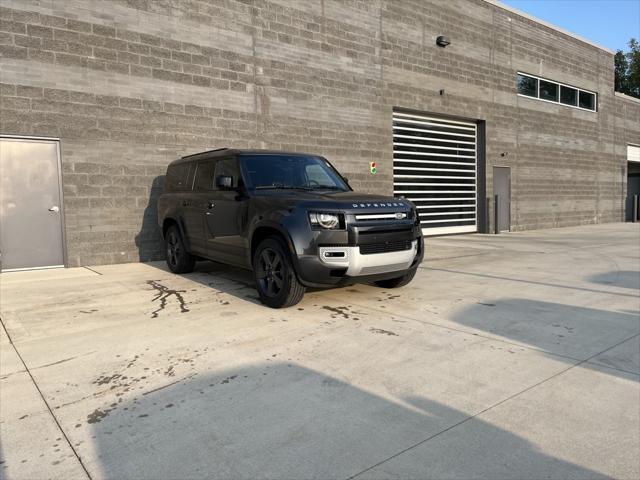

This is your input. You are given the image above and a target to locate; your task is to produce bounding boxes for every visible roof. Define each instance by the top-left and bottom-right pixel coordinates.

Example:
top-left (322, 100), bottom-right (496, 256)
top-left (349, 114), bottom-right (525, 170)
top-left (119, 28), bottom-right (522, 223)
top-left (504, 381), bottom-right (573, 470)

top-left (169, 148), bottom-right (320, 165)
top-left (483, 0), bottom-right (614, 54)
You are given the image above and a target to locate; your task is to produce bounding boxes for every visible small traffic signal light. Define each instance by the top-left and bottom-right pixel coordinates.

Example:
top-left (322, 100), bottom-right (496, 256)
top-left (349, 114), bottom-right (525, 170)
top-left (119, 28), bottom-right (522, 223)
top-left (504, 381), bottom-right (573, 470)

top-left (370, 162), bottom-right (377, 174)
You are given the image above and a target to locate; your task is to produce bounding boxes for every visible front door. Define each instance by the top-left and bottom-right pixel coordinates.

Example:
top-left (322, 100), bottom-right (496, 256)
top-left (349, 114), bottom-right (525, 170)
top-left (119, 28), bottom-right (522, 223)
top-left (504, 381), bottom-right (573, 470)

top-left (203, 157), bottom-right (246, 265)
top-left (493, 166), bottom-right (511, 233)
top-left (0, 137), bottom-right (65, 270)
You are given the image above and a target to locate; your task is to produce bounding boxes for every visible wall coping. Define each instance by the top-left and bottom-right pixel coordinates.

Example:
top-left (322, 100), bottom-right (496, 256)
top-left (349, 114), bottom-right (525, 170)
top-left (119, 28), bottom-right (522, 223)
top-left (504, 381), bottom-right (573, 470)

top-left (483, 0), bottom-right (615, 55)
top-left (615, 92), bottom-right (640, 104)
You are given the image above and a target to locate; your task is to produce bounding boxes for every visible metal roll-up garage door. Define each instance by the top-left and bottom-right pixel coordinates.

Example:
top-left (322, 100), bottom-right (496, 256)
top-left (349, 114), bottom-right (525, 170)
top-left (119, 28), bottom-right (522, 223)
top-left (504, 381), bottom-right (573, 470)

top-left (393, 110), bottom-right (477, 235)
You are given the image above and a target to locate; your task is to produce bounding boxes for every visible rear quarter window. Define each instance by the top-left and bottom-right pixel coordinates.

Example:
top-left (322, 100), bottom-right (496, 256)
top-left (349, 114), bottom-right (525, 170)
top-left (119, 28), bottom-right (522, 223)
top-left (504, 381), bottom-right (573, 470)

top-left (165, 163), bottom-right (191, 191)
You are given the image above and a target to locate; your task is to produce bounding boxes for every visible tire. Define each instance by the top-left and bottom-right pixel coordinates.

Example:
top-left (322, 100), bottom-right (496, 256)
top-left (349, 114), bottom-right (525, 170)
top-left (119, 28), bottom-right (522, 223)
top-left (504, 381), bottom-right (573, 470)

top-left (373, 267), bottom-right (417, 289)
top-left (165, 224), bottom-right (195, 274)
top-left (252, 236), bottom-right (305, 308)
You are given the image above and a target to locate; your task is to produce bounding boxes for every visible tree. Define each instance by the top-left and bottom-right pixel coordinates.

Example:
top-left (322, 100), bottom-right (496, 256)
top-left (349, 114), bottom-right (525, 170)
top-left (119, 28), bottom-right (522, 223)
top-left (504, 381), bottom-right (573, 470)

top-left (615, 38), bottom-right (640, 99)
top-left (615, 50), bottom-right (629, 94)
top-left (627, 38), bottom-right (640, 98)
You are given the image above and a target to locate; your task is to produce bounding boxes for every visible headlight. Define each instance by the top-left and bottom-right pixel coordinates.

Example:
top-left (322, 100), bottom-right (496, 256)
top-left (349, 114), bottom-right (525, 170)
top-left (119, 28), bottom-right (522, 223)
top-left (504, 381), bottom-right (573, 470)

top-left (309, 212), bottom-right (342, 229)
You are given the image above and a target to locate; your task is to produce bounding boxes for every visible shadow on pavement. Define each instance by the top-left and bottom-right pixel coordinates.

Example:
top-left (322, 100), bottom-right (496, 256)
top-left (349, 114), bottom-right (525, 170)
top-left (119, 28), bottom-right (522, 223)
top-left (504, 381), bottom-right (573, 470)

top-left (450, 299), bottom-right (639, 379)
top-left (144, 259), bottom-right (349, 309)
top-left (88, 363), bottom-right (607, 479)
top-left (588, 270), bottom-right (640, 290)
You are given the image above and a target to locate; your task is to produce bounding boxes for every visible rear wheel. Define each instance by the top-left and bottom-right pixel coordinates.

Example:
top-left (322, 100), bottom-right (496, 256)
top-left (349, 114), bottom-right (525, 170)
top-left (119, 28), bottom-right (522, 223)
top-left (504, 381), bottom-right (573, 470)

top-left (253, 236), bottom-right (305, 308)
top-left (165, 224), bottom-right (195, 274)
top-left (373, 268), bottom-right (417, 289)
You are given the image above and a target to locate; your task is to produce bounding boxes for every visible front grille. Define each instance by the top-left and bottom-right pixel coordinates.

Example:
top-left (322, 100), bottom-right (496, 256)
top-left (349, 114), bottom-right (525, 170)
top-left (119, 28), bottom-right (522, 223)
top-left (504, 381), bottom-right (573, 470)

top-left (359, 240), bottom-right (412, 255)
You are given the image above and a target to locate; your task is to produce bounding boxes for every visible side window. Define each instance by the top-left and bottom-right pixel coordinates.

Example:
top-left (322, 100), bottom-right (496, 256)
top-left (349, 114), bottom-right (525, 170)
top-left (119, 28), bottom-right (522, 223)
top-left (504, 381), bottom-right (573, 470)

top-left (305, 164), bottom-right (333, 185)
top-left (193, 161), bottom-right (216, 191)
top-left (213, 158), bottom-right (241, 189)
top-left (165, 163), bottom-right (191, 191)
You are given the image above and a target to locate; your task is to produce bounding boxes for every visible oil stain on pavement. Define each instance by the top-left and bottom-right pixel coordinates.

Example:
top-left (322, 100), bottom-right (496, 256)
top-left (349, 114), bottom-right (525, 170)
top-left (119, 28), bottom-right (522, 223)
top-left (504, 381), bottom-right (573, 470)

top-left (147, 280), bottom-right (189, 318)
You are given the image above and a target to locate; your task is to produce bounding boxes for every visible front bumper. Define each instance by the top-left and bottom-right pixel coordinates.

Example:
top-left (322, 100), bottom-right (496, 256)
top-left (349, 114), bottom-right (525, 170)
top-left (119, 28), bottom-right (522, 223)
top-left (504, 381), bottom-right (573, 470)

top-left (293, 232), bottom-right (424, 288)
top-left (318, 241), bottom-right (418, 276)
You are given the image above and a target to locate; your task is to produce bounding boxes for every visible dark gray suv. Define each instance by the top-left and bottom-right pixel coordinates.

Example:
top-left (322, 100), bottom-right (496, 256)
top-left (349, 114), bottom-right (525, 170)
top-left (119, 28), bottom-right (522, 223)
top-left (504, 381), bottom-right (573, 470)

top-left (158, 148), bottom-right (423, 308)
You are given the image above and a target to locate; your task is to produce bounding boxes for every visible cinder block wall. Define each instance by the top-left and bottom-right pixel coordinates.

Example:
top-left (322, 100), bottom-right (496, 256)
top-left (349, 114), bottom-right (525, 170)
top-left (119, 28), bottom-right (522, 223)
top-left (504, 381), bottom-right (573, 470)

top-left (614, 93), bottom-right (640, 206)
top-left (0, 0), bottom-right (635, 266)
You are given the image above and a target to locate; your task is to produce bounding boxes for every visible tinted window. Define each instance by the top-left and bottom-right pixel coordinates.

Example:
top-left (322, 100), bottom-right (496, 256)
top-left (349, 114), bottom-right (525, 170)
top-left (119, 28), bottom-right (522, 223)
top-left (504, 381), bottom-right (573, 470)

top-left (165, 163), bottom-right (191, 191)
top-left (539, 80), bottom-right (558, 102)
top-left (240, 154), bottom-right (349, 191)
top-left (517, 74), bottom-right (537, 97)
top-left (560, 86), bottom-right (577, 106)
top-left (193, 161), bottom-right (216, 191)
top-left (304, 164), bottom-right (335, 185)
top-left (213, 158), bottom-right (241, 189)
top-left (579, 91), bottom-right (596, 110)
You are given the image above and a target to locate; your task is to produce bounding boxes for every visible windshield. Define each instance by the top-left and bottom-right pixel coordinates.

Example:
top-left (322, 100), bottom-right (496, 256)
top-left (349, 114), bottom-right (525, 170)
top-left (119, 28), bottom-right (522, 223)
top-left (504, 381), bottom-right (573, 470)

top-left (240, 154), bottom-right (350, 191)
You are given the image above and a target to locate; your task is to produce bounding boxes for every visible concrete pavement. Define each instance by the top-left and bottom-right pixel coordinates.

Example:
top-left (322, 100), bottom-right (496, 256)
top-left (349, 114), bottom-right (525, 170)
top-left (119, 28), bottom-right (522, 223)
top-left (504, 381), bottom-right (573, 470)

top-left (1, 223), bottom-right (638, 479)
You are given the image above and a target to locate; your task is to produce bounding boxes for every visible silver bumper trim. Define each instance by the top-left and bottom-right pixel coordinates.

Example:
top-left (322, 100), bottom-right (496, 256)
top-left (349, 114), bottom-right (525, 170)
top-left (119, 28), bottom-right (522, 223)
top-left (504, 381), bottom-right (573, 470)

top-left (319, 241), bottom-right (418, 277)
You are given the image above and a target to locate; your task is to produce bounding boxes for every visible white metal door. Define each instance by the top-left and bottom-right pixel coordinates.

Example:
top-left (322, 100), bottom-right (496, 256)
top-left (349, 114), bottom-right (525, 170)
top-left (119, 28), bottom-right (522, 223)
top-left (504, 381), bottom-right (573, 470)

top-left (0, 137), bottom-right (66, 271)
top-left (393, 111), bottom-right (477, 235)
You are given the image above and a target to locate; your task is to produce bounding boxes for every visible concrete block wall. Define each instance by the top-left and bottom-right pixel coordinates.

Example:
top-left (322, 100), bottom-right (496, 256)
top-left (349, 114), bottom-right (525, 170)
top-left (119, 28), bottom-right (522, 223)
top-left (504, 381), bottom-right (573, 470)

top-left (614, 93), bottom-right (640, 213)
top-left (0, 0), bottom-right (636, 266)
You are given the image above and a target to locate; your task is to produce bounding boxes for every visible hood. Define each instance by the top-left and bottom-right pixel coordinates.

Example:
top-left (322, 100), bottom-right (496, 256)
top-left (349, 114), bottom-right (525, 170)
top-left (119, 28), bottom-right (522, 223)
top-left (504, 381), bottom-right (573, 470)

top-left (252, 190), bottom-right (414, 212)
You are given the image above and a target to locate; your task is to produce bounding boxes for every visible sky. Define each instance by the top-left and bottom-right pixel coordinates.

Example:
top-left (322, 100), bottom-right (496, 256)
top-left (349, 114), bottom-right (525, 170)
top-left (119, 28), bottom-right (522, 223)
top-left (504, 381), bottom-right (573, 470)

top-left (500, 0), bottom-right (640, 52)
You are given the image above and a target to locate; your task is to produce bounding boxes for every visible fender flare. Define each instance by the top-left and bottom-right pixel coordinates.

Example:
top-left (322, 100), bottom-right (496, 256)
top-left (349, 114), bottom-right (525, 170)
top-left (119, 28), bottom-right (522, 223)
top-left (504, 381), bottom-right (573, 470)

top-left (249, 220), bottom-right (299, 265)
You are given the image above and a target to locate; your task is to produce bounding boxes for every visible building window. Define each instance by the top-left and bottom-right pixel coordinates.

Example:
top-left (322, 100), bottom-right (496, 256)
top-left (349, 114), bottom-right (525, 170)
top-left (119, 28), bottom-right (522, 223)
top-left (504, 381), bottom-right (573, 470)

top-left (517, 74), bottom-right (537, 97)
top-left (516, 72), bottom-right (597, 112)
top-left (539, 80), bottom-right (559, 102)
top-left (579, 90), bottom-right (596, 110)
top-left (560, 86), bottom-right (577, 106)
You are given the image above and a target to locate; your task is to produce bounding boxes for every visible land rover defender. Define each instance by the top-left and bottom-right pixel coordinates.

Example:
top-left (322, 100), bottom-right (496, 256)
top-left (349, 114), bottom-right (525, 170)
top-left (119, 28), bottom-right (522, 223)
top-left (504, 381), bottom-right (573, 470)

top-left (157, 149), bottom-right (423, 308)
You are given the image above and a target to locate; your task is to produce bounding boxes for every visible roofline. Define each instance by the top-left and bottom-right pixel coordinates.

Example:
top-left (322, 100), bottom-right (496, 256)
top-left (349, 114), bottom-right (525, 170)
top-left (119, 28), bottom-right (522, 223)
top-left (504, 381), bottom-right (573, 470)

top-left (482, 0), bottom-right (615, 55)
top-left (615, 91), bottom-right (640, 104)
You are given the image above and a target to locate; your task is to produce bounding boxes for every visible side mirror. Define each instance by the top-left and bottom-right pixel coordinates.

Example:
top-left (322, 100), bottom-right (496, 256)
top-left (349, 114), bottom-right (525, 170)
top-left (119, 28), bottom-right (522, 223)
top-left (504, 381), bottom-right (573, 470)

top-left (216, 175), bottom-right (234, 189)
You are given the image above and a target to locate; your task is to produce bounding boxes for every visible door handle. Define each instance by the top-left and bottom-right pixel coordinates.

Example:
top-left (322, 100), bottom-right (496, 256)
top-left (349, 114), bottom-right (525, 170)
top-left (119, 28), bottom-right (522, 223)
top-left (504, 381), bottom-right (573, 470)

top-left (48, 206), bottom-right (60, 212)
top-left (208, 201), bottom-right (215, 209)
top-left (182, 200), bottom-right (191, 207)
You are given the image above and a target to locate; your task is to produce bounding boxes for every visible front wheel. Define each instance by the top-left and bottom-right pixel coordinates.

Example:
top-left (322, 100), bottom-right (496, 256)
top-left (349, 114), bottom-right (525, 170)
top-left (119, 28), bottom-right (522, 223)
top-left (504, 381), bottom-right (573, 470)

top-left (252, 236), bottom-right (305, 308)
top-left (373, 268), bottom-right (417, 289)
top-left (165, 224), bottom-right (195, 274)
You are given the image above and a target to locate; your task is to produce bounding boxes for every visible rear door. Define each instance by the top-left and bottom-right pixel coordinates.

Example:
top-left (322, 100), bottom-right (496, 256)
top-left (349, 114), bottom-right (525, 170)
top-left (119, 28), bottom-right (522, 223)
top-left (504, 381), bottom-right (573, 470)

top-left (184, 160), bottom-right (217, 255)
top-left (203, 157), bottom-right (247, 265)
top-left (0, 137), bottom-right (65, 271)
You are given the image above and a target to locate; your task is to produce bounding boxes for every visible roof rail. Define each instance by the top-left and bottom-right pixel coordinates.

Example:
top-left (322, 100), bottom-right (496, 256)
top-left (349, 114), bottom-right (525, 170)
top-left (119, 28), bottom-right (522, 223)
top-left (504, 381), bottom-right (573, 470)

top-left (181, 147), bottom-right (229, 159)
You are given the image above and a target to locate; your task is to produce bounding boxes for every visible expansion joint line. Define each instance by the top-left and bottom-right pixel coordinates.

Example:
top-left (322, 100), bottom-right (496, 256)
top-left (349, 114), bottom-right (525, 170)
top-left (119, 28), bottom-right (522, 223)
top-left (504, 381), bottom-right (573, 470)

top-left (0, 317), bottom-right (93, 480)
top-left (346, 332), bottom-right (640, 480)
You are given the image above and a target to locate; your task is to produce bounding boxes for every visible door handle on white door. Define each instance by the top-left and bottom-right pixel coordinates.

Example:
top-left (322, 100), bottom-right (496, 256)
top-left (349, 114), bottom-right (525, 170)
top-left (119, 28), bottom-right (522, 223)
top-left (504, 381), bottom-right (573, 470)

top-left (48, 206), bottom-right (60, 212)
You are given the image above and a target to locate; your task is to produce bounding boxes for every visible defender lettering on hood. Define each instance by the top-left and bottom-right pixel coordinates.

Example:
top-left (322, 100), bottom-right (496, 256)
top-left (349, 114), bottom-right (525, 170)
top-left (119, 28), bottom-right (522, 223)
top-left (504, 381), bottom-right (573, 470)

top-left (158, 149), bottom-right (424, 308)
top-left (351, 202), bottom-right (408, 208)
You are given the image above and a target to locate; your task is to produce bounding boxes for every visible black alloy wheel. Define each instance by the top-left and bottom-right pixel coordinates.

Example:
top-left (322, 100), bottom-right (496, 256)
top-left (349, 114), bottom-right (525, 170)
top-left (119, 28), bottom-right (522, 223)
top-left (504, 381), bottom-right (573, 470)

top-left (252, 236), bottom-right (305, 308)
top-left (165, 224), bottom-right (195, 274)
top-left (256, 247), bottom-right (285, 297)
